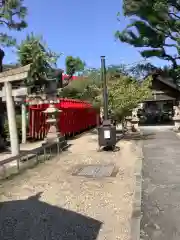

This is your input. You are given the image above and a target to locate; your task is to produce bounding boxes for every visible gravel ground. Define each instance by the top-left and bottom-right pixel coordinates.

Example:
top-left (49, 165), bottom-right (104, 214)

top-left (0, 131), bottom-right (141, 240)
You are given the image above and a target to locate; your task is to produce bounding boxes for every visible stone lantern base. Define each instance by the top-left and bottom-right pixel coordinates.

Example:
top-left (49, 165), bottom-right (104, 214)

top-left (125, 116), bottom-right (132, 133)
top-left (45, 123), bottom-right (61, 143)
top-left (43, 103), bottom-right (67, 150)
top-left (173, 117), bottom-right (180, 131)
top-left (131, 117), bottom-right (140, 132)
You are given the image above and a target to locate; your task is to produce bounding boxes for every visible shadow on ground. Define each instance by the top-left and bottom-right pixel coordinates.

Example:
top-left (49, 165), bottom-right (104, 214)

top-left (89, 128), bottom-right (98, 135)
top-left (140, 121), bottom-right (174, 127)
top-left (21, 143), bottom-right (73, 155)
top-left (88, 128), bottom-right (155, 142)
top-left (122, 132), bottom-right (156, 141)
top-left (0, 192), bottom-right (102, 240)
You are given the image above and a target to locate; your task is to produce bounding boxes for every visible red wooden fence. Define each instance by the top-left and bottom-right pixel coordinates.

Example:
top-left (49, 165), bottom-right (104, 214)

top-left (27, 98), bottom-right (99, 140)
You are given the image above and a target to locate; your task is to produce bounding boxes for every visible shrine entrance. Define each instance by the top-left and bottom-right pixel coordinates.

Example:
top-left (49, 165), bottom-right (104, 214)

top-left (138, 73), bottom-right (180, 126)
top-left (139, 100), bottom-right (174, 125)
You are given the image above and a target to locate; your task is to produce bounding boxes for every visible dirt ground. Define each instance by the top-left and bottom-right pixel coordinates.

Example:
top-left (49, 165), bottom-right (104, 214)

top-left (0, 131), bottom-right (141, 240)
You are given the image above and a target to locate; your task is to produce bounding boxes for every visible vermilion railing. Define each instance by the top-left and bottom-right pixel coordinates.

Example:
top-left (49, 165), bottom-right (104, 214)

top-left (27, 98), bottom-right (99, 140)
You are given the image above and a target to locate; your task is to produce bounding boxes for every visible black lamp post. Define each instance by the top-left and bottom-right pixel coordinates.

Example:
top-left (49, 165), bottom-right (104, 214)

top-left (101, 56), bottom-right (108, 120)
top-left (97, 56), bottom-right (117, 151)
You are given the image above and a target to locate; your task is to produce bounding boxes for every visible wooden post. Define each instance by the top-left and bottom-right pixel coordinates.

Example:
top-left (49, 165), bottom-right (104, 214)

top-left (21, 102), bottom-right (26, 143)
top-left (4, 82), bottom-right (20, 156)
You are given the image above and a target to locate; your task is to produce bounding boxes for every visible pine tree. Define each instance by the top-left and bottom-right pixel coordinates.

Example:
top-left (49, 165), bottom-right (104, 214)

top-left (116, 0), bottom-right (180, 79)
top-left (0, 0), bottom-right (27, 71)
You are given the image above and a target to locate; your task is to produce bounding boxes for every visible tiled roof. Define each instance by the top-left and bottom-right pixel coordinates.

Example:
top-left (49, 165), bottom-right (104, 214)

top-left (155, 74), bottom-right (180, 92)
top-left (3, 64), bottom-right (20, 71)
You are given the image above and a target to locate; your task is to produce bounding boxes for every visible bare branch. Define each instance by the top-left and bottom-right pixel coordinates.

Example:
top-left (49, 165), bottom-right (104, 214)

top-left (169, 12), bottom-right (180, 20)
top-left (0, 19), bottom-right (9, 26)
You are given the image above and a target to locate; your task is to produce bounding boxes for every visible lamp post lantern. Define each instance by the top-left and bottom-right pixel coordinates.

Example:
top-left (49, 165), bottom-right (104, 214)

top-left (97, 56), bottom-right (117, 151)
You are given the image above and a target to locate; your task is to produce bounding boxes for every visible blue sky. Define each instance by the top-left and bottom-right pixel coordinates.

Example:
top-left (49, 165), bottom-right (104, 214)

top-left (4, 0), bottom-right (168, 70)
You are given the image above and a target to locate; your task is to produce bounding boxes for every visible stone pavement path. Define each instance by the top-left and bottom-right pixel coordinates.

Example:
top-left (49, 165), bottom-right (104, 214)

top-left (0, 131), bottom-right (141, 240)
top-left (141, 129), bottom-right (180, 240)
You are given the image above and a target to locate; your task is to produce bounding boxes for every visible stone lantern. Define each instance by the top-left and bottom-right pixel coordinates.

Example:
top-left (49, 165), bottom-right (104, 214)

top-left (131, 107), bottom-right (140, 132)
top-left (173, 105), bottom-right (180, 131)
top-left (43, 102), bottom-right (62, 143)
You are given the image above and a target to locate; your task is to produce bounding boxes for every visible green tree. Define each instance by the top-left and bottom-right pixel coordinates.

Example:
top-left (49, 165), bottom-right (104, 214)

top-left (17, 33), bottom-right (60, 91)
top-left (108, 75), bottom-right (152, 121)
top-left (60, 65), bottom-right (152, 122)
top-left (115, 0), bottom-right (180, 76)
top-left (60, 73), bottom-right (101, 108)
top-left (107, 64), bottom-right (129, 80)
top-left (0, 0), bottom-right (27, 70)
top-left (128, 63), bottom-right (157, 79)
top-left (162, 65), bottom-right (180, 80)
top-left (65, 56), bottom-right (85, 82)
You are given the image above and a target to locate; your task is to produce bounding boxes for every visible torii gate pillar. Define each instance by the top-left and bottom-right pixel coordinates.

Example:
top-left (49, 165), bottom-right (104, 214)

top-left (0, 64), bottom-right (31, 156)
top-left (4, 82), bottom-right (19, 155)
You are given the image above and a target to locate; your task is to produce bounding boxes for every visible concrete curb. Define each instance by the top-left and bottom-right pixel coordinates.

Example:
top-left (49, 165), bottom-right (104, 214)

top-left (130, 141), bottom-right (143, 240)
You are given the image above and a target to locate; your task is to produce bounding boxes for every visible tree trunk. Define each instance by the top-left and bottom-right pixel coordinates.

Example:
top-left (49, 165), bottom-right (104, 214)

top-left (0, 49), bottom-right (5, 149)
top-left (0, 48), bottom-right (5, 73)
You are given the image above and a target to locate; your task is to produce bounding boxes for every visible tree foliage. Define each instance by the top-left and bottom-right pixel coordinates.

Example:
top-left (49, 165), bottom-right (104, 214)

top-left (65, 56), bottom-right (85, 80)
top-left (17, 33), bottom-right (60, 89)
top-left (0, 0), bottom-right (27, 47)
top-left (108, 75), bottom-right (152, 121)
top-left (116, 0), bottom-right (180, 72)
top-left (106, 64), bottom-right (129, 80)
top-left (0, 0), bottom-right (27, 71)
top-left (60, 65), bottom-right (152, 121)
top-left (60, 71), bottom-right (101, 108)
top-left (128, 62), bottom-right (157, 79)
